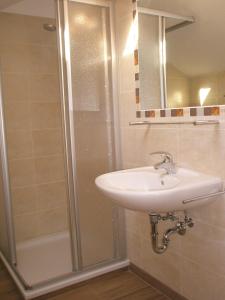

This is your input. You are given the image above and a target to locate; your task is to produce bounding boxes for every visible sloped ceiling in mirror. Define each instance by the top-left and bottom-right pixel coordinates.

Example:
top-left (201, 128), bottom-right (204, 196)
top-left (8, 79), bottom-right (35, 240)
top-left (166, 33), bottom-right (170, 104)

top-left (1, 0), bottom-right (55, 18)
top-left (0, 0), bottom-right (23, 10)
top-left (138, 0), bottom-right (225, 77)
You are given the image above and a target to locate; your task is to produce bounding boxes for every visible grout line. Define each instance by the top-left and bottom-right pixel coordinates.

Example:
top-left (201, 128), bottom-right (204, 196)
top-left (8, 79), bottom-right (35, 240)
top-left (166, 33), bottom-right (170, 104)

top-left (14, 201), bottom-right (68, 218)
top-left (8, 153), bottom-right (65, 162)
top-left (11, 179), bottom-right (66, 190)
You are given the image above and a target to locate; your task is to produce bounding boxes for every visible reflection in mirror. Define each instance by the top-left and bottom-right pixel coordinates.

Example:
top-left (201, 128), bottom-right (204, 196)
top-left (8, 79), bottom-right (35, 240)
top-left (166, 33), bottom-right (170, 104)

top-left (138, 13), bottom-right (161, 110)
top-left (137, 0), bottom-right (225, 110)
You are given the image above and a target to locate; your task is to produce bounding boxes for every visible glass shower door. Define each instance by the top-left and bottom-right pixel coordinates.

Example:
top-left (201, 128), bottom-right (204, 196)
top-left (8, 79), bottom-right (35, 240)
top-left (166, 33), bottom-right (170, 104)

top-left (66, 0), bottom-right (121, 268)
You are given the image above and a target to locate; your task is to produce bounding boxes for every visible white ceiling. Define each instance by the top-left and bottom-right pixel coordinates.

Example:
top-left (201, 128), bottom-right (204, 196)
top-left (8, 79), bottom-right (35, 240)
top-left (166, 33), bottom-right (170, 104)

top-left (1, 0), bottom-right (55, 18)
top-left (139, 0), bottom-right (225, 77)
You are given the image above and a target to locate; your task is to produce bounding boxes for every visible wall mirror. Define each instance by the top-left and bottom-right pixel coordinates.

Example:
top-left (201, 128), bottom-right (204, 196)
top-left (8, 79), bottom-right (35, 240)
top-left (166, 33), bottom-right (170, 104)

top-left (137, 0), bottom-right (225, 110)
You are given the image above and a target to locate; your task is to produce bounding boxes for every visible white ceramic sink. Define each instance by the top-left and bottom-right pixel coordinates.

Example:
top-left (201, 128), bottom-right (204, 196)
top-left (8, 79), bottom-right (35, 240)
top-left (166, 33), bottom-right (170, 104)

top-left (95, 167), bottom-right (223, 213)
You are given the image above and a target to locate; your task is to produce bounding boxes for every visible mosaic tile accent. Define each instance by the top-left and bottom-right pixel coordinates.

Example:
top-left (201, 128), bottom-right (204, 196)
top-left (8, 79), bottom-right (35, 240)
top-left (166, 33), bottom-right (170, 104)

top-left (135, 73), bottom-right (139, 81)
top-left (145, 110), bottom-right (155, 118)
top-left (132, 0), bottom-right (221, 119)
top-left (160, 110), bottom-right (166, 118)
top-left (204, 106), bottom-right (220, 116)
top-left (136, 107), bottom-right (221, 118)
top-left (190, 108), bottom-right (197, 116)
top-left (134, 49), bottom-right (139, 65)
top-left (135, 88), bottom-right (140, 104)
top-left (136, 111), bottom-right (141, 118)
top-left (171, 109), bottom-right (184, 117)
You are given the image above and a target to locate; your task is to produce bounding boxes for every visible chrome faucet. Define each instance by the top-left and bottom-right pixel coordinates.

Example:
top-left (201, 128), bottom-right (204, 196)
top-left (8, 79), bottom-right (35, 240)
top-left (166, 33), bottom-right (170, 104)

top-left (150, 151), bottom-right (176, 175)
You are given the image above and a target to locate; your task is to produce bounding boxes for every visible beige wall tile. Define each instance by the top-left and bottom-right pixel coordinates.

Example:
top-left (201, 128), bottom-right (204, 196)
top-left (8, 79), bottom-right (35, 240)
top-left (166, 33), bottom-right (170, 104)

top-left (126, 230), bottom-right (142, 266)
top-left (191, 195), bottom-right (225, 228)
top-left (0, 40), bottom-right (58, 75)
top-left (36, 181), bottom-right (67, 211)
top-left (27, 44), bottom-right (58, 74)
top-left (4, 101), bottom-right (31, 131)
top-left (14, 213), bottom-right (38, 242)
top-left (0, 43), bottom-right (31, 73)
top-left (9, 158), bottom-right (36, 188)
top-left (2, 73), bottom-right (28, 102)
top-left (28, 74), bottom-right (60, 102)
top-left (178, 128), bottom-right (214, 173)
top-left (31, 102), bottom-right (62, 130)
top-left (119, 91), bottom-right (136, 127)
top-left (212, 273), bottom-right (225, 300)
top-left (7, 130), bottom-right (33, 159)
top-left (32, 129), bottom-right (63, 156)
top-left (11, 186), bottom-right (37, 216)
top-left (180, 259), bottom-right (215, 300)
top-left (34, 155), bottom-right (65, 184)
top-left (37, 207), bottom-right (68, 236)
top-left (180, 220), bottom-right (222, 274)
top-left (141, 240), bottom-right (182, 293)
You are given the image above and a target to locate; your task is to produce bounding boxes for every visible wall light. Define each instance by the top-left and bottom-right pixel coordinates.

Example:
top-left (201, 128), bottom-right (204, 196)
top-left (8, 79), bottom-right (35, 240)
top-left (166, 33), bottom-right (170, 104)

top-left (199, 88), bottom-right (211, 106)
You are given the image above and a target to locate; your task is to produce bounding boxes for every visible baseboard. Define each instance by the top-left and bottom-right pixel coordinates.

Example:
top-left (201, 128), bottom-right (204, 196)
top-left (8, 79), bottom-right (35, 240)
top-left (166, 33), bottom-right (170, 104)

top-left (130, 263), bottom-right (188, 300)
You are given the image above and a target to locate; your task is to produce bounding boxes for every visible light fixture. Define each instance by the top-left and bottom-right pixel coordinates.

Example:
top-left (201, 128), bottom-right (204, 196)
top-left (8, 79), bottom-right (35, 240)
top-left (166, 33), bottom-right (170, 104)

top-left (199, 87), bottom-right (211, 106)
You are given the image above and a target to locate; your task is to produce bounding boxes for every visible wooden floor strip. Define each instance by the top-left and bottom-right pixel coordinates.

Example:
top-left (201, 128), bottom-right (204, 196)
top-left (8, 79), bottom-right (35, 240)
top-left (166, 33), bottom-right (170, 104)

top-left (117, 287), bottom-right (170, 300)
top-left (0, 261), bottom-right (171, 300)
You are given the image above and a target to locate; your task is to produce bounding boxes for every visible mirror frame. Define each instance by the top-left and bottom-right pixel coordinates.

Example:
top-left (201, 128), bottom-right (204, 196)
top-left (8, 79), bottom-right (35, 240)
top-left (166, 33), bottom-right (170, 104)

top-left (132, 0), bottom-right (221, 119)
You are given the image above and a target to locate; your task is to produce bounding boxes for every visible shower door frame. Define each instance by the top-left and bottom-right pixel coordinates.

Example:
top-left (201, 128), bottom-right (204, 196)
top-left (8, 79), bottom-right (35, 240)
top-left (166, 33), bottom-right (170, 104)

top-left (0, 71), bottom-right (17, 266)
top-left (57, 0), bottom-right (126, 272)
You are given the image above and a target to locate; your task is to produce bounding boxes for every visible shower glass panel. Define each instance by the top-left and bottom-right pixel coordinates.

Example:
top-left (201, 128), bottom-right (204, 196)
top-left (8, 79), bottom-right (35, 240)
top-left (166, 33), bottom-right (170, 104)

top-left (0, 160), bottom-right (10, 260)
top-left (0, 0), bottom-right (73, 285)
top-left (67, 0), bottom-right (117, 267)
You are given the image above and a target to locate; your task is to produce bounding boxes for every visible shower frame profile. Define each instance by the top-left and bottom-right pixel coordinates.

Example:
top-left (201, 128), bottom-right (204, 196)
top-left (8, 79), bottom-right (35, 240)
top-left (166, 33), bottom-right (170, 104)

top-left (0, 0), bottom-right (128, 299)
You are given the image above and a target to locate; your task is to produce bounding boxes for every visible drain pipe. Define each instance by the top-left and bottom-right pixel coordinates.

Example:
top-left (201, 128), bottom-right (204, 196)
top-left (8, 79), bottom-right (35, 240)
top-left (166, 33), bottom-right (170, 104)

top-left (149, 214), bottom-right (167, 254)
top-left (149, 213), bottom-right (194, 254)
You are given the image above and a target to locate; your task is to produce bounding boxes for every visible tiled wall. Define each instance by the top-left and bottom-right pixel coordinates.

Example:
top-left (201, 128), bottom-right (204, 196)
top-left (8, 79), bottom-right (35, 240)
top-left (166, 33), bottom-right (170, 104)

top-left (115, 1), bottom-right (225, 300)
top-left (190, 71), bottom-right (225, 106)
top-left (0, 13), bottom-right (68, 242)
top-left (167, 64), bottom-right (190, 108)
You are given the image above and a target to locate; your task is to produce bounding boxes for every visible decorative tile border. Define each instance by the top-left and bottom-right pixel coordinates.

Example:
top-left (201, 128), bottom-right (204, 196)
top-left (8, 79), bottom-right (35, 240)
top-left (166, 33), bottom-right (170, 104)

top-left (136, 106), bottom-right (221, 119)
top-left (132, 0), bottom-right (222, 118)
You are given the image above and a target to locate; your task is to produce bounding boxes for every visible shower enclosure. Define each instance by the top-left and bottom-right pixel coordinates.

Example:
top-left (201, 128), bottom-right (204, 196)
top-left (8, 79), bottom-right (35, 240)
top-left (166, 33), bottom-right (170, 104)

top-left (0, 0), bottom-right (127, 298)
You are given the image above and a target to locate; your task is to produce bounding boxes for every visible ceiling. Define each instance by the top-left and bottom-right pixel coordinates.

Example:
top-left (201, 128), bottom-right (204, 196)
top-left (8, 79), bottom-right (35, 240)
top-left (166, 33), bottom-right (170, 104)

top-left (139, 0), bottom-right (225, 77)
top-left (0, 0), bottom-right (22, 10)
top-left (0, 0), bottom-right (55, 18)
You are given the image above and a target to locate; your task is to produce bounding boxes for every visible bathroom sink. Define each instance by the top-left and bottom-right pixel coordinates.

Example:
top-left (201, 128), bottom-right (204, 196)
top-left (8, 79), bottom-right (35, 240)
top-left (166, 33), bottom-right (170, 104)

top-left (95, 167), bottom-right (223, 213)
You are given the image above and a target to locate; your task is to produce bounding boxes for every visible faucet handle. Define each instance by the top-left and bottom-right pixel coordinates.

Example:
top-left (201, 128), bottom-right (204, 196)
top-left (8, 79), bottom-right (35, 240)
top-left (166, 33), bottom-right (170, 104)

top-left (150, 151), bottom-right (173, 162)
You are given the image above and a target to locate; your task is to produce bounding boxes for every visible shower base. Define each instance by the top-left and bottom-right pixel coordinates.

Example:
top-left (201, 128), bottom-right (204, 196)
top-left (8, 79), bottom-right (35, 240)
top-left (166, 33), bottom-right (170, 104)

top-left (16, 231), bottom-right (72, 286)
top-left (0, 232), bottom-right (129, 299)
